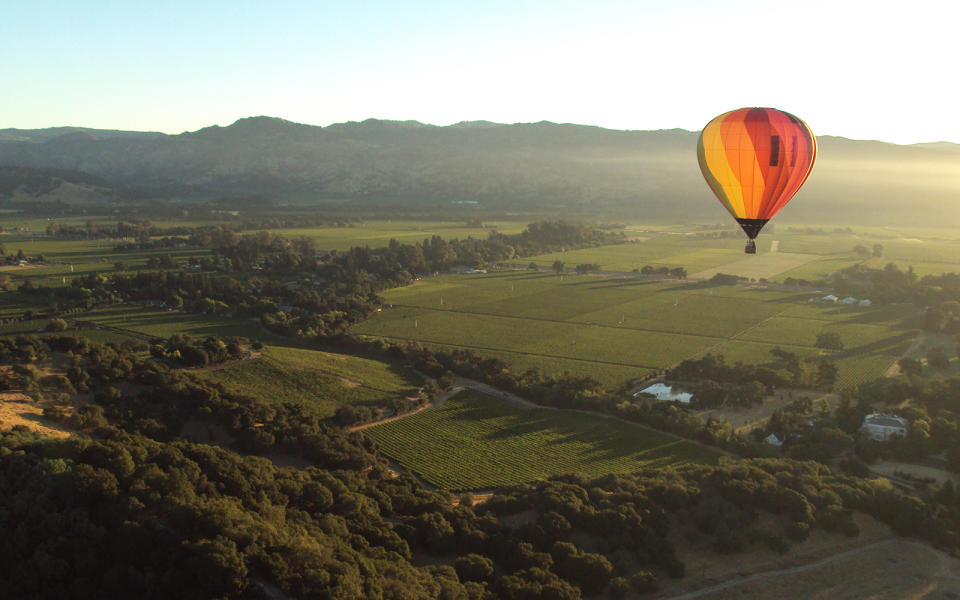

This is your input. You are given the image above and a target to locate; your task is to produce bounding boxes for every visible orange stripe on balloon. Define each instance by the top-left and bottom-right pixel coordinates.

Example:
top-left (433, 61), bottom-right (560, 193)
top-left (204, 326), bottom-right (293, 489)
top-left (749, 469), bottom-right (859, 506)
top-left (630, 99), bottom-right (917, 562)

top-left (721, 110), bottom-right (764, 219)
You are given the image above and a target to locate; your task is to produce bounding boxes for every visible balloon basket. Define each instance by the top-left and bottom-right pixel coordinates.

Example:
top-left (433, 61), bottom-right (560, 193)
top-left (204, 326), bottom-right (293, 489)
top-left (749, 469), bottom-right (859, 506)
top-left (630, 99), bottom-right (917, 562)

top-left (745, 240), bottom-right (757, 254)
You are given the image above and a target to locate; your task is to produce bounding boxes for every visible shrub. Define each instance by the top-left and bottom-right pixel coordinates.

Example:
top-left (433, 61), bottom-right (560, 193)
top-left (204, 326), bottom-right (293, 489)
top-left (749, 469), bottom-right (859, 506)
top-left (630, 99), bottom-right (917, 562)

top-left (45, 318), bottom-right (68, 332)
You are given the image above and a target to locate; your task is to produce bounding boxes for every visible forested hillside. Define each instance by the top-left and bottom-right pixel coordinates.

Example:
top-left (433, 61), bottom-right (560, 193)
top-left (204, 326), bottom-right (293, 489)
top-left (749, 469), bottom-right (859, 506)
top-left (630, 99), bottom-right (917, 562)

top-left (0, 335), bottom-right (952, 599)
top-left (2, 118), bottom-right (960, 225)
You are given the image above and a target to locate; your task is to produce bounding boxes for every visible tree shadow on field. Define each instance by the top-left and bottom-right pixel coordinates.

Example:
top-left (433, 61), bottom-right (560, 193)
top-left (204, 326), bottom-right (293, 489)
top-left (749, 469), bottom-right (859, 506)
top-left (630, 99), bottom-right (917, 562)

top-left (842, 310), bottom-right (920, 328)
top-left (828, 331), bottom-right (915, 361)
top-left (482, 271), bottom-right (546, 280)
top-left (490, 272), bottom-right (557, 281)
top-left (540, 423), bottom-right (703, 467)
top-left (657, 281), bottom-right (721, 293)
top-left (761, 292), bottom-right (822, 304)
top-left (485, 420), bottom-right (562, 442)
top-left (577, 279), bottom-right (669, 291)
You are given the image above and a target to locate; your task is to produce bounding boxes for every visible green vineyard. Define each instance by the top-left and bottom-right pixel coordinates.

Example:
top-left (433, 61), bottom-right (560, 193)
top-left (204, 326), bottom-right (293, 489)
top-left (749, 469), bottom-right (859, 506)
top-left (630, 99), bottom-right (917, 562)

top-left (364, 390), bottom-right (720, 490)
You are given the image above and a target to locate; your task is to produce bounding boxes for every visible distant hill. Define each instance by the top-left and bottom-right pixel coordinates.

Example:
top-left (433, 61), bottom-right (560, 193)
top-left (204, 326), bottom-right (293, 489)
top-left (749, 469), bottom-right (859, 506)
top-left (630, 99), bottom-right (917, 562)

top-left (0, 127), bottom-right (165, 144)
top-left (911, 141), bottom-right (960, 154)
top-left (2, 116), bottom-right (960, 225)
top-left (0, 165), bottom-right (115, 204)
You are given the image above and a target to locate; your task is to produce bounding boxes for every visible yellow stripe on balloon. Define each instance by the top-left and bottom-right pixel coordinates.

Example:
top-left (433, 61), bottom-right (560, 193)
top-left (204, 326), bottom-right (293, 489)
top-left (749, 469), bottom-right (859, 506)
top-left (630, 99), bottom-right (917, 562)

top-left (701, 117), bottom-right (744, 216)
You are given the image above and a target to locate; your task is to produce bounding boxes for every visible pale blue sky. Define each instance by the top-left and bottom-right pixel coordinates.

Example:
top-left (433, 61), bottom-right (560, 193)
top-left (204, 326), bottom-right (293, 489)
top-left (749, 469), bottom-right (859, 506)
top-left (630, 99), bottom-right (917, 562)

top-left (3, 0), bottom-right (956, 144)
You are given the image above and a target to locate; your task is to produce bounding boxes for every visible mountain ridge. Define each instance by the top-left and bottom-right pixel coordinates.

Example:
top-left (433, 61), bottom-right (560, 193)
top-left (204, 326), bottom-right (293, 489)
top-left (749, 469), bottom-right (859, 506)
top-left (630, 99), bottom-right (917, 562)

top-left (2, 117), bottom-right (959, 225)
top-left (6, 116), bottom-right (960, 150)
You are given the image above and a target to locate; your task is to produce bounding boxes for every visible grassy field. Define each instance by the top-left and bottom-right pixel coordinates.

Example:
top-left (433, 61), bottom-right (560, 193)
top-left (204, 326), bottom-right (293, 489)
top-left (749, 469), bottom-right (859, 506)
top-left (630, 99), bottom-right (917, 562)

top-left (0, 219), bottom-right (527, 288)
top-left (520, 227), bottom-right (960, 280)
top-left (353, 271), bottom-right (918, 389)
top-left (6, 219), bottom-right (960, 291)
top-left (522, 241), bottom-right (742, 274)
top-left (364, 390), bottom-right (719, 490)
top-left (4, 220), bottom-right (953, 394)
top-left (0, 234), bottom-right (212, 288)
top-left (75, 305), bottom-right (267, 340)
top-left (266, 220), bottom-right (526, 249)
top-left (199, 345), bottom-right (422, 417)
top-left (0, 291), bottom-right (43, 320)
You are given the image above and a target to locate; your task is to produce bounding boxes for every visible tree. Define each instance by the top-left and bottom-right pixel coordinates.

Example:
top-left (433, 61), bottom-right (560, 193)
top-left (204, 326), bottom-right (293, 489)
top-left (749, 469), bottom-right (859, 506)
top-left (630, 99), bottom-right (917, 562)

top-left (815, 397), bottom-right (832, 417)
top-left (898, 357), bottom-right (923, 377)
top-left (853, 244), bottom-right (870, 258)
top-left (574, 263), bottom-right (600, 274)
top-left (630, 571), bottom-right (658, 593)
top-left (454, 554), bottom-right (494, 583)
top-left (816, 360), bottom-right (839, 390)
top-left (927, 346), bottom-right (950, 370)
top-left (815, 331), bottom-right (844, 351)
top-left (528, 262), bottom-right (538, 271)
top-left (669, 267), bottom-right (687, 278)
top-left (872, 243), bottom-right (883, 257)
top-left (924, 306), bottom-right (944, 332)
top-left (710, 273), bottom-right (740, 285)
top-left (44, 318), bottom-right (68, 332)
top-left (552, 260), bottom-right (564, 275)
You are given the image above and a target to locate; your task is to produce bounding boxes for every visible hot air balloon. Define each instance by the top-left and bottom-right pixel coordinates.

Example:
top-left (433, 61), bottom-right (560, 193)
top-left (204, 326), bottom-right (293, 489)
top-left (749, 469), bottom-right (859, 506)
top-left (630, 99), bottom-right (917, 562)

top-left (697, 107), bottom-right (817, 253)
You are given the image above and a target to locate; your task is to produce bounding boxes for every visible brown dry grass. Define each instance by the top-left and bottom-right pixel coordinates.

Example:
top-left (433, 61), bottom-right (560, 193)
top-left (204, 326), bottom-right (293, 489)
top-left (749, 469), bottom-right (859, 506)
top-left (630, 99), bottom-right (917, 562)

top-left (0, 392), bottom-right (73, 439)
top-left (658, 512), bottom-right (895, 598)
top-left (661, 538), bottom-right (960, 599)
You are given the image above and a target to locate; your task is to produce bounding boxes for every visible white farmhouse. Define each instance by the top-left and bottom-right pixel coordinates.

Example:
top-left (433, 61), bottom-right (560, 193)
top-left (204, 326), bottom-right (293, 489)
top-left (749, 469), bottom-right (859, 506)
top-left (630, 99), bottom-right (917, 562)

top-left (840, 296), bottom-right (857, 305)
top-left (859, 299), bottom-right (872, 307)
top-left (822, 294), bottom-right (838, 303)
top-left (859, 413), bottom-right (909, 441)
top-left (634, 383), bottom-right (693, 404)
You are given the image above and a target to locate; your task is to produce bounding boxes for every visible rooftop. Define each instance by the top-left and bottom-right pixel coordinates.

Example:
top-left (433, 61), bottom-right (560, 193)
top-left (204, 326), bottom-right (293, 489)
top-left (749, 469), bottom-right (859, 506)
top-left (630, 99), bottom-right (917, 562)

top-left (634, 383), bottom-right (692, 404)
top-left (863, 413), bottom-right (909, 428)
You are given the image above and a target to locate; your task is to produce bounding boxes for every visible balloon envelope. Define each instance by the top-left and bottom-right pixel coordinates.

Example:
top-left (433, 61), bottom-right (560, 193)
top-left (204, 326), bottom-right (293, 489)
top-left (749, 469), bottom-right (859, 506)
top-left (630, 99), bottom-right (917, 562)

top-left (697, 107), bottom-right (817, 240)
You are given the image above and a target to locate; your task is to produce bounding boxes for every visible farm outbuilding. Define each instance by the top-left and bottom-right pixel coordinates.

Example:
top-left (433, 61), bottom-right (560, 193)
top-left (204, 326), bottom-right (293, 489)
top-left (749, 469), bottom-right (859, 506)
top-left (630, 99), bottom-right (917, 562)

top-left (634, 383), bottom-right (693, 404)
top-left (859, 413), bottom-right (909, 441)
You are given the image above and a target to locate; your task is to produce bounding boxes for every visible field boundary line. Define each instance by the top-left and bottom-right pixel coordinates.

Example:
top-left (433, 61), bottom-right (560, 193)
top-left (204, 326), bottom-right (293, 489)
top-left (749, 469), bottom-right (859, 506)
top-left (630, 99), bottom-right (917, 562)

top-left (664, 307), bottom-right (794, 372)
top-left (91, 323), bottom-right (162, 343)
